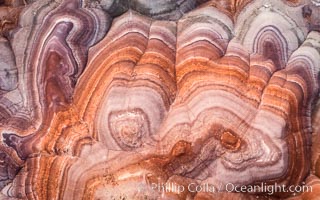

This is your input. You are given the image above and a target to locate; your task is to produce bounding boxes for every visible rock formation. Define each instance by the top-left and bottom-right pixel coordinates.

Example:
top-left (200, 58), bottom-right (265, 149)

top-left (0, 0), bottom-right (320, 199)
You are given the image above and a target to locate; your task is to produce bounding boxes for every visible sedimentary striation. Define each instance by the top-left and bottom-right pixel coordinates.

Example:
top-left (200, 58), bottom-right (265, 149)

top-left (0, 0), bottom-right (320, 199)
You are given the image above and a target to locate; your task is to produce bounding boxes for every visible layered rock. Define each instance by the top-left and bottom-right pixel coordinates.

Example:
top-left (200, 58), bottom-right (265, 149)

top-left (0, 0), bottom-right (319, 200)
top-left (0, 0), bottom-right (110, 196)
